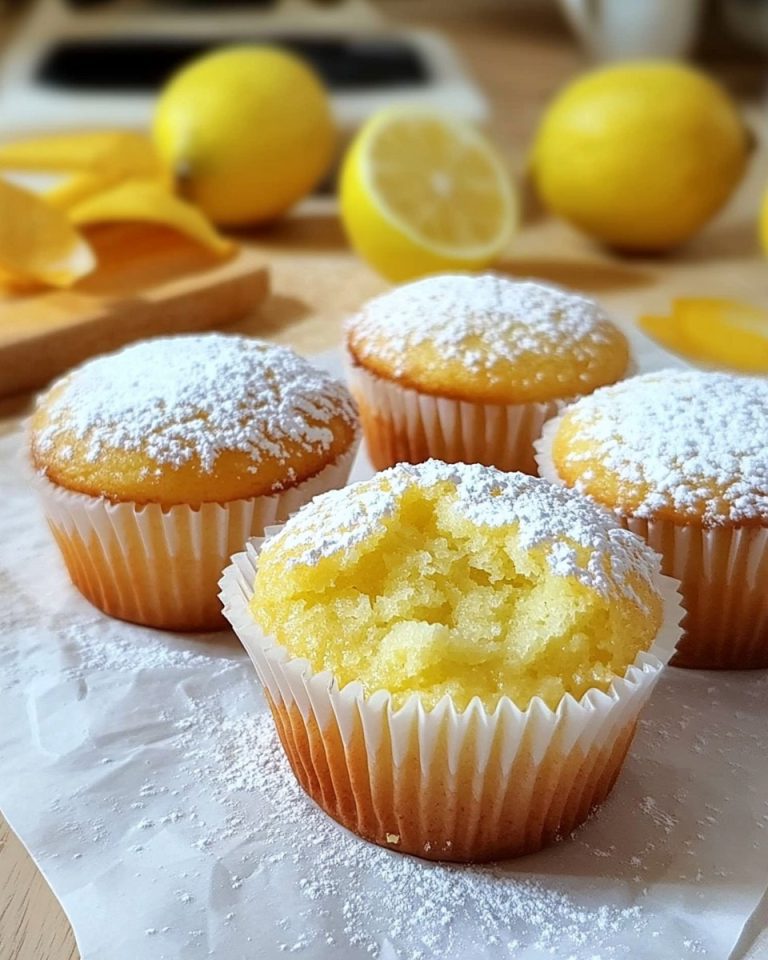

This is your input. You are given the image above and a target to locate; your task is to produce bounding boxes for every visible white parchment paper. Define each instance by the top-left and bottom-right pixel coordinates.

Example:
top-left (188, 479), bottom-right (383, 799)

top-left (2, 343), bottom-right (768, 960)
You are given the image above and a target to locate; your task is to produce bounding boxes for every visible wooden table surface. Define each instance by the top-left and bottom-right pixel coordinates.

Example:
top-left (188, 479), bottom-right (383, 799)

top-left (1, 4), bottom-right (767, 958)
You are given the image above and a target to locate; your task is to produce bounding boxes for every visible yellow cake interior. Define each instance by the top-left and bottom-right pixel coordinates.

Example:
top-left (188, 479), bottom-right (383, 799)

top-left (251, 477), bottom-right (661, 711)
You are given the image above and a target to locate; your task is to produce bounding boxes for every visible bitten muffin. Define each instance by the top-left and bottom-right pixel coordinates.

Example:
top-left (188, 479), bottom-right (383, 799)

top-left (221, 460), bottom-right (680, 862)
top-left (538, 369), bottom-right (768, 668)
top-left (30, 333), bottom-right (359, 630)
top-left (346, 273), bottom-right (629, 474)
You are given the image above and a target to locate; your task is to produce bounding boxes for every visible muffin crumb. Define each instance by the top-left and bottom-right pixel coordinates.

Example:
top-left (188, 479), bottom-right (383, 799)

top-left (252, 460), bottom-right (662, 709)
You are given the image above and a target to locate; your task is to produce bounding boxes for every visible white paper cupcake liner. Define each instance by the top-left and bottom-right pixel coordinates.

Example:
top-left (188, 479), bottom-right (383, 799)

top-left (347, 358), bottom-right (562, 475)
top-left (32, 442), bottom-right (358, 631)
top-left (220, 528), bottom-right (682, 862)
top-left (535, 414), bottom-right (768, 668)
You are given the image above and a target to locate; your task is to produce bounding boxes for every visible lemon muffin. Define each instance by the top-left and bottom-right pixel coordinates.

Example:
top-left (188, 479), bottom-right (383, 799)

top-left (221, 460), bottom-right (680, 862)
top-left (346, 273), bottom-right (629, 474)
top-left (30, 333), bottom-right (359, 630)
top-left (538, 369), bottom-right (768, 668)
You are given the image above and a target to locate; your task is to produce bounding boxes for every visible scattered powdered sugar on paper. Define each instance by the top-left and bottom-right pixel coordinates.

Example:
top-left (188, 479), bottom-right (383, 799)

top-left (32, 333), bottom-right (357, 472)
top-left (557, 370), bottom-right (768, 524)
top-left (3, 362), bottom-right (768, 960)
top-left (638, 796), bottom-right (678, 836)
top-left (176, 704), bottom-right (649, 959)
top-left (263, 459), bottom-right (661, 607)
top-left (57, 620), bottom-right (217, 677)
top-left (28, 618), bottom-right (657, 959)
top-left (346, 274), bottom-right (619, 377)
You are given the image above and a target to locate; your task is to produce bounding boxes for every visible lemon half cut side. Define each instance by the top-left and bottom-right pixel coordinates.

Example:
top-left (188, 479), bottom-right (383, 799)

top-left (340, 107), bottom-right (517, 282)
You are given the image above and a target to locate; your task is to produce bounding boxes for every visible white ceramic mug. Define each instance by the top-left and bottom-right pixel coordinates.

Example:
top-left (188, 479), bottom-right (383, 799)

top-left (558, 0), bottom-right (703, 60)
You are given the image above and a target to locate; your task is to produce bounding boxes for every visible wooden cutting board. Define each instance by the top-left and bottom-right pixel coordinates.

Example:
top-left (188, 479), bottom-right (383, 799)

top-left (0, 223), bottom-right (270, 398)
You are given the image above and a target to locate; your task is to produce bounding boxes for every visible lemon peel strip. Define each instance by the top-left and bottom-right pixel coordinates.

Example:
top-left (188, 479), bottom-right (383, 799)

top-left (70, 179), bottom-right (234, 258)
top-left (0, 176), bottom-right (96, 288)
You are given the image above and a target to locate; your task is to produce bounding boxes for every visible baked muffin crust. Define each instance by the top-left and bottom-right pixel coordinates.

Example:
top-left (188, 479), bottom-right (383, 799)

top-left (550, 370), bottom-right (768, 527)
top-left (31, 334), bottom-right (358, 506)
top-left (346, 274), bottom-right (629, 404)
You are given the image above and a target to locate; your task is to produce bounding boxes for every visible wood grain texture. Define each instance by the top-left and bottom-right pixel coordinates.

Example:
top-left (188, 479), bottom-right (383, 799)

top-left (0, 821), bottom-right (78, 960)
top-left (0, 225), bottom-right (269, 398)
top-left (1, 3), bottom-right (768, 958)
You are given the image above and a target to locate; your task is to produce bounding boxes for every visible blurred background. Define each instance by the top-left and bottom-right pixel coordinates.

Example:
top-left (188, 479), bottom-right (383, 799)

top-left (0, 0), bottom-right (765, 152)
top-left (0, 0), bottom-right (767, 402)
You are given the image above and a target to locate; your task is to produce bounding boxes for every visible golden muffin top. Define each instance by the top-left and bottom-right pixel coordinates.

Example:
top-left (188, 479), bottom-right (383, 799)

top-left (550, 370), bottom-right (768, 527)
top-left (346, 273), bottom-right (629, 404)
top-left (251, 460), bottom-right (663, 711)
top-left (31, 334), bottom-right (358, 505)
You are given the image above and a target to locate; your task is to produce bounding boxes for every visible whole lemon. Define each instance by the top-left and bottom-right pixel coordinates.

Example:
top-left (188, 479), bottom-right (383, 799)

top-left (153, 46), bottom-right (336, 226)
top-left (531, 61), bottom-right (750, 251)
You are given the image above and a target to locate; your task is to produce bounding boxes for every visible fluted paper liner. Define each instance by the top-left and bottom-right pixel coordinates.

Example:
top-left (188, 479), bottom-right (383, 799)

top-left (220, 529), bottom-right (682, 863)
top-left (32, 443), bottom-right (357, 632)
top-left (347, 358), bottom-right (562, 476)
top-left (536, 414), bottom-right (768, 669)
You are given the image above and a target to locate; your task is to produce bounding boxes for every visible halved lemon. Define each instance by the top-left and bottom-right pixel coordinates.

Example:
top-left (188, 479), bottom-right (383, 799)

top-left (340, 107), bottom-right (517, 282)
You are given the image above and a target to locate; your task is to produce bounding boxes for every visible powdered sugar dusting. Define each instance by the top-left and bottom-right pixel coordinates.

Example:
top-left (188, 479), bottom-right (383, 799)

top-left (346, 274), bottom-right (619, 378)
top-left (178, 709), bottom-right (649, 959)
top-left (557, 370), bottom-right (768, 525)
top-left (2, 373), bottom-right (767, 960)
top-left (264, 459), bottom-right (661, 607)
top-left (33, 334), bottom-right (357, 472)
